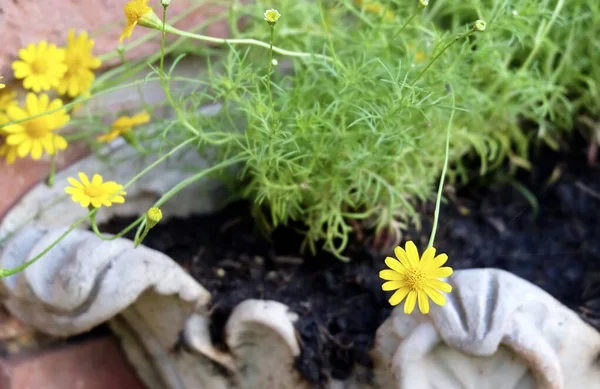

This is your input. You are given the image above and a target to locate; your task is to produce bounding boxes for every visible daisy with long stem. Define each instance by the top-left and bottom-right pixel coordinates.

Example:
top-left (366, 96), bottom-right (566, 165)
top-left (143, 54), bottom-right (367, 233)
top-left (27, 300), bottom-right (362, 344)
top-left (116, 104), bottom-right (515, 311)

top-left (379, 89), bottom-right (458, 315)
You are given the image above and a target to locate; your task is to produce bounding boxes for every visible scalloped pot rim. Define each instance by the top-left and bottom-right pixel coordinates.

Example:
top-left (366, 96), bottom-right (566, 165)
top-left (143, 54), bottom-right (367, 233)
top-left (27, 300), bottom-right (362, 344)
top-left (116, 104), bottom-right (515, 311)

top-left (0, 145), bottom-right (599, 389)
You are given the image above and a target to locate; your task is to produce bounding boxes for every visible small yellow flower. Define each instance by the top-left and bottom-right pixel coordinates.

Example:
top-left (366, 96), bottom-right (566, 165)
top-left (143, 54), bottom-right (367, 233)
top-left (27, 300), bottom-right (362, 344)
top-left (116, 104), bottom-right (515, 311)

top-left (2, 94), bottom-right (69, 161)
top-left (57, 30), bottom-right (102, 98)
top-left (379, 241), bottom-right (453, 314)
top-left (264, 9), bottom-right (281, 24)
top-left (12, 42), bottom-right (67, 92)
top-left (0, 76), bottom-right (5, 89)
top-left (97, 111), bottom-right (150, 143)
top-left (0, 89), bottom-right (18, 113)
top-left (64, 172), bottom-right (126, 208)
top-left (120, 0), bottom-right (162, 43)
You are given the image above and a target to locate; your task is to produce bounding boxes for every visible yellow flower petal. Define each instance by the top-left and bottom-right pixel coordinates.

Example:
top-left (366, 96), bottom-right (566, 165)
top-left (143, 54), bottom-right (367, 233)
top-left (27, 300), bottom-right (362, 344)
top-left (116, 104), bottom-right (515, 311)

top-left (64, 187), bottom-right (80, 195)
top-left (30, 141), bottom-right (43, 160)
top-left (430, 253), bottom-right (448, 269)
top-left (404, 290), bottom-right (417, 314)
top-left (404, 241), bottom-right (420, 268)
top-left (129, 111), bottom-right (150, 125)
top-left (110, 195), bottom-right (126, 204)
top-left (382, 280), bottom-right (403, 291)
top-left (419, 246), bottom-right (436, 270)
top-left (417, 289), bottom-right (430, 314)
top-left (17, 139), bottom-right (32, 157)
top-left (424, 287), bottom-right (447, 306)
top-left (384, 256), bottom-right (406, 274)
top-left (394, 245), bottom-right (415, 269)
top-left (78, 172), bottom-right (91, 185)
top-left (92, 174), bottom-right (103, 185)
top-left (427, 279), bottom-right (452, 293)
top-left (428, 267), bottom-right (453, 279)
top-left (379, 269), bottom-right (404, 281)
top-left (389, 287), bottom-right (410, 306)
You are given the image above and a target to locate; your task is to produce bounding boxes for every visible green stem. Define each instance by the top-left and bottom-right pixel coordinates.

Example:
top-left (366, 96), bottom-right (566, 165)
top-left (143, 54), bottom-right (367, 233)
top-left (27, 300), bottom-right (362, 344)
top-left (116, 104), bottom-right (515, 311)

top-left (0, 216), bottom-right (87, 277)
top-left (267, 25), bottom-right (275, 111)
top-left (428, 87), bottom-right (455, 248)
top-left (153, 155), bottom-right (245, 208)
top-left (122, 138), bottom-right (195, 190)
top-left (391, 8), bottom-right (422, 41)
top-left (160, 5), bottom-right (168, 84)
top-left (156, 9), bottom-right (200, 137)
top-left (413, 29), bottom-right (475, 85)
top-left (46, 153), bottom-right (57, 187)
top-left (89, 210), bottom-right (145, 241)
top-left (163, 24), bottom-right (333, 62)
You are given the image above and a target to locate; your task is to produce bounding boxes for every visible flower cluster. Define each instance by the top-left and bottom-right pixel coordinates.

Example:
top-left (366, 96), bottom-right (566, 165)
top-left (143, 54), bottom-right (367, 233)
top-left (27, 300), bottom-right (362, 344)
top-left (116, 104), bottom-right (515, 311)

top-left (0, 29), bottom-right (102, 165)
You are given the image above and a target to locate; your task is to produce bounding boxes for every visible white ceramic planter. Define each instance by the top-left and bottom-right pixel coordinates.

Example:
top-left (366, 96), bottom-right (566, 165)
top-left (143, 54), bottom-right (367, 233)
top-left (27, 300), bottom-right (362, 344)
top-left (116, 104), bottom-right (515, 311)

top-left (0, 146), bottom-right (599, 389)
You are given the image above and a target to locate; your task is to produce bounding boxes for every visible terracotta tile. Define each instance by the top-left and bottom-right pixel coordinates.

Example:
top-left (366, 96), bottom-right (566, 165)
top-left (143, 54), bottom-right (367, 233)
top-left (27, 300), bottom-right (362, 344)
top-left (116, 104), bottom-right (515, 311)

top-left (0, 0), bottom-right (231, 78)
top-left (0, 337), bottom-right (146, 389)
top-left (0, 145), bottom-right (87, 220)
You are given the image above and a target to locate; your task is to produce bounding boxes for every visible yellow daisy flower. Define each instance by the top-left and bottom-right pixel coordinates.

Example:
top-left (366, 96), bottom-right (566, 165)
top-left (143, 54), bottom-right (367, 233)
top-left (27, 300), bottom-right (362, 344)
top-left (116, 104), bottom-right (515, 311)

top-left (57, 30), bottom-right (102, 98)
top-left (120, 0), bottom-right (162, 43)
top-left (97, 111), bottom-right (150, 143)
top-left (12, 42), bottom-right (68, 92)
top-left (2, 93), bottom-right (70, 161)
top-left (64, 172), bottom-right (126, 208)
top-left (0, 88), bottom-right (18, 113)
top-left (379, 241), bottom-right (453, 314)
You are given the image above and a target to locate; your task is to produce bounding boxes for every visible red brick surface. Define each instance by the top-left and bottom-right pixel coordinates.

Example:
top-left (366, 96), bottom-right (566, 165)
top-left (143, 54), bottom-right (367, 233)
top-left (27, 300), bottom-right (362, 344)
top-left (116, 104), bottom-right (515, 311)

top-left (0, 145), bottom-right (87, 221)
top-left (0, 0), bottom-right (230, 78)
top-left (0, 337), bottom-right (146, 389)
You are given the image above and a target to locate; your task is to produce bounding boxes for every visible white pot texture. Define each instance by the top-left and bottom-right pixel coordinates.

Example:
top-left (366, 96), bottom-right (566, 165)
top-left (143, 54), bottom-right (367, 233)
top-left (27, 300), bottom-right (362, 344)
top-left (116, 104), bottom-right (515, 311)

top-left (0, 144), bottom-right (599, 389)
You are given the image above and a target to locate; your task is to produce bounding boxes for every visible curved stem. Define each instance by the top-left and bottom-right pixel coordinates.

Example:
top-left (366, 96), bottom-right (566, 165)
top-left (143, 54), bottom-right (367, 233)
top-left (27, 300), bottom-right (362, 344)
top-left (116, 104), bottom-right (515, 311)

top-left (0, 216), bottom-right (87, 277)
top-left (164, 24), bottom-right (333, 62)
top-left (413, 29), bottom-right (474, 85)
top-left (428, 87), bottom-right (455, 248)
top-left (392, 6), bottom-right (423, 41)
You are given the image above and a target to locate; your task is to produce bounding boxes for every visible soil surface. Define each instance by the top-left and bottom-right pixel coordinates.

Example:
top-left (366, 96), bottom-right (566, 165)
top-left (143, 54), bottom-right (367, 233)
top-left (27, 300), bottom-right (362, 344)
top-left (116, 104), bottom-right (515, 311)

top-left (102, 135), bottom-right (600, 385)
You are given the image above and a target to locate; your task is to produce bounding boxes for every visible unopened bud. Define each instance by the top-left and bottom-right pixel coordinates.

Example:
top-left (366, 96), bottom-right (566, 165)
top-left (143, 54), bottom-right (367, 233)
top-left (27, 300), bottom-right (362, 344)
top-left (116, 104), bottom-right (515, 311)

top-left (473, 19), bottom-right (487, 32)
top-left (161, 0), bottom-right (171, 6)
top-left (271, 59), bottom-right (278, 66)
top-left (264, 9), bottom-right (281, 25)
top-left (419, 0), bottom-right (429, 7)
top-left (146, 207), bottom-right (163, 229)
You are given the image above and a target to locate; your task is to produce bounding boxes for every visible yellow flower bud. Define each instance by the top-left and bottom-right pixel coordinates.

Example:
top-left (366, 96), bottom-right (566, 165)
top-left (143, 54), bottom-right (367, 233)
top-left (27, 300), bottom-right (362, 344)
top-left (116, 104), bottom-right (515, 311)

top-left (419, 0), bottom-right (429, 7)
top-left (264, 9), bottom-right (281, 25)
top-left (146, 207), bottom-right (163, 229)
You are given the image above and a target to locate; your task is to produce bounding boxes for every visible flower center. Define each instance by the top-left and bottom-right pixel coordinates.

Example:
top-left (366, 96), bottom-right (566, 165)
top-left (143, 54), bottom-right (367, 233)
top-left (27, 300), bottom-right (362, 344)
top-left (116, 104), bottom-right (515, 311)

top-left (31, 59), bottom-right (49, 75)
top-left (84, 185), bottom-right (105, 198)
top-left (25, 118), bottom-right (51, 139)
top-left (405, 268), bottom-right (426, 290)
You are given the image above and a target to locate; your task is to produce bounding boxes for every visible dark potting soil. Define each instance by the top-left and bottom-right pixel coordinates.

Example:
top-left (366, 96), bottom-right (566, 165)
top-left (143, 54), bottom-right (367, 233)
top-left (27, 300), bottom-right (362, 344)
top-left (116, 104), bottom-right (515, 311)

top-left (101, 135), bottom-right (600, 385)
